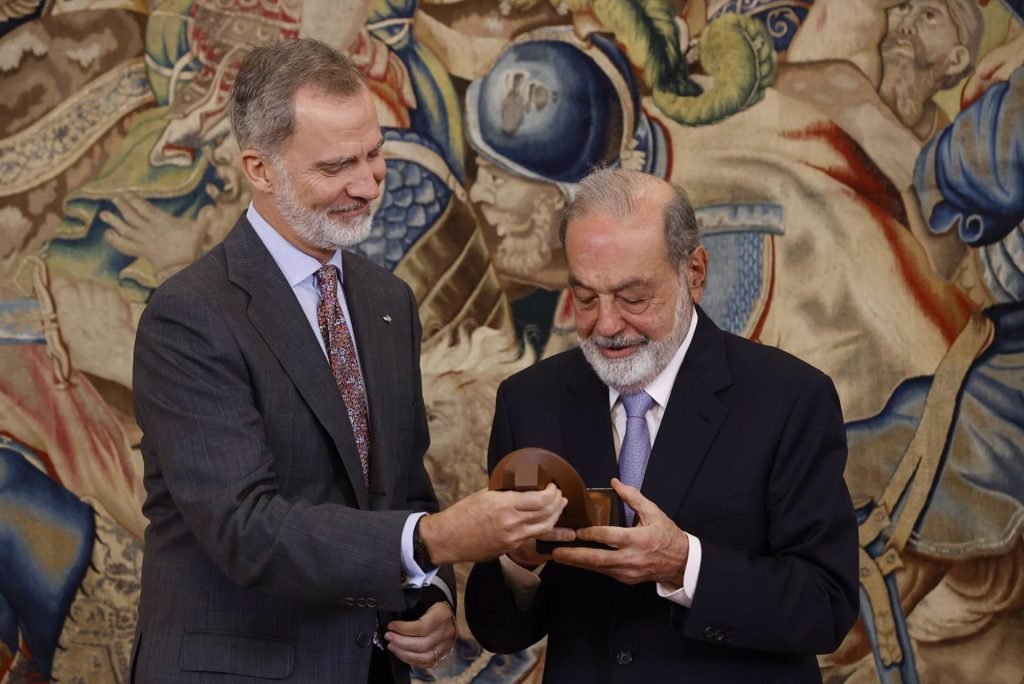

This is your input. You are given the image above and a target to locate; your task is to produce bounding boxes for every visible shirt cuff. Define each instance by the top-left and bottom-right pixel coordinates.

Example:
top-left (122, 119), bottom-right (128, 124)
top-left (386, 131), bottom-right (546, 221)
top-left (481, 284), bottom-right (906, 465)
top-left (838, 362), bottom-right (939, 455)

top-left (400, 512), bottom-right (439, 588)
top-left (498, 554), bottom-right (545, 611)
top-left (656, 533), bottom-right (702, 607)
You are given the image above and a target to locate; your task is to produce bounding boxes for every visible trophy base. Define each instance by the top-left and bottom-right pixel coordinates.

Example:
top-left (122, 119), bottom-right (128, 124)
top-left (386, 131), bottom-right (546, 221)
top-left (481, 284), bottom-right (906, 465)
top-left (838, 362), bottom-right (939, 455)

top-left (536, 488), bottom-right (624, 552)
top-left (584, 487), bottom-right (624, 527)
top-left (535, 539), bottom-right (614, 553)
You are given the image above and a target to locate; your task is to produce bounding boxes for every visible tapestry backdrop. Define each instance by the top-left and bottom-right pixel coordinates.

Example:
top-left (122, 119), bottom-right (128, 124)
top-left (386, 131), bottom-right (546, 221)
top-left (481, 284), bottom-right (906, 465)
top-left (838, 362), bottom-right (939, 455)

top-left (1, 0), bottom-right (1021, 681)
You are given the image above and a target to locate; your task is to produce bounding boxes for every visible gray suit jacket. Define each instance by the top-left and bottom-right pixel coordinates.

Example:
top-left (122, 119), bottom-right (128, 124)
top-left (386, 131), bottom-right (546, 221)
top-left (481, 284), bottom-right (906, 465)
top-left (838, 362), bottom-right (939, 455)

top-left (130, 215), bottom-right (451, 682)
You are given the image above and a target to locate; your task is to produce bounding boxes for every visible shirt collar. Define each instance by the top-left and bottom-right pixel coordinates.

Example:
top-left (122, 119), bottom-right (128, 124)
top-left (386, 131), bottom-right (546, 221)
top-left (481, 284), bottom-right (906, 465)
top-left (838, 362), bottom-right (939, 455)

top-left (608, 307), bottom-right (699, 411)
top-left (247, 202), bottom-right (343, 287)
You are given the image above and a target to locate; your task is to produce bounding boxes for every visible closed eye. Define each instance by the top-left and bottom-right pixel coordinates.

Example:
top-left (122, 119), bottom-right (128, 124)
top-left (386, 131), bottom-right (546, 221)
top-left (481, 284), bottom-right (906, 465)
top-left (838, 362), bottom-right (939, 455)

top-left (315, 158), bottom-right (354, 175)
top-left (575, 295), bottom-right (597, 309)
top-left (616, 296), bottom-right (651, 314)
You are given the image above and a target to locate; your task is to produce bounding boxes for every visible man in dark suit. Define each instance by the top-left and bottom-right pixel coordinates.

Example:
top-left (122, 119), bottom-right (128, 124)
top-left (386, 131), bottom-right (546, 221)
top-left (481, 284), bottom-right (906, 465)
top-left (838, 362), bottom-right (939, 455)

top-left (465, 168), bottom-right (859, 682)
top-left (130, 39), bottom-right (567, 683)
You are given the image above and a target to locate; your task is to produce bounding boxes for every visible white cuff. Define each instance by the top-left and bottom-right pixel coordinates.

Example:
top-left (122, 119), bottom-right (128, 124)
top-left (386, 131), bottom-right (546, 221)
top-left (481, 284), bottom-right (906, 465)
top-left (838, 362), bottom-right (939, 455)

top-left (656, 533), bottom-right (702, 607)
top-left (498, 554), bottom-right (545, 611)
top-left (400, 512), bottom-right (439, 587)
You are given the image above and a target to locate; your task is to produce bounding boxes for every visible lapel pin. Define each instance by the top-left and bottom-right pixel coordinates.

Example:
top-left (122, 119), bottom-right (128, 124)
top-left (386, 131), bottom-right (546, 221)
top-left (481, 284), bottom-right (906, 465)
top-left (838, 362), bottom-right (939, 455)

top-left (382, 314), bottom-right (392, 323)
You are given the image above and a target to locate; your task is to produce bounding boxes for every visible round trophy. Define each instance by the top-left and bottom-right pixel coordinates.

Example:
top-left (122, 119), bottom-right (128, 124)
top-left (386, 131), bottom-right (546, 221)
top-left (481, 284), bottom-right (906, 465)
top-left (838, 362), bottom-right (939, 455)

top-left (489, 448), bottom-right (623, 550)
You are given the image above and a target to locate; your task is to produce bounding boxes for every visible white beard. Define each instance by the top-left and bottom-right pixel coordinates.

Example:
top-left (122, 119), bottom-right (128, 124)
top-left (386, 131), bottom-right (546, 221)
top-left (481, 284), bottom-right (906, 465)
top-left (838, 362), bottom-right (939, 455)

top-left (490, 192), bottom-right (564, 278)
top-left (495, 224), bottom-right (552, 278)
top-left (579, 283), bottom-right (693, 394)
top-left (273, 161), bottom-right (374, 250)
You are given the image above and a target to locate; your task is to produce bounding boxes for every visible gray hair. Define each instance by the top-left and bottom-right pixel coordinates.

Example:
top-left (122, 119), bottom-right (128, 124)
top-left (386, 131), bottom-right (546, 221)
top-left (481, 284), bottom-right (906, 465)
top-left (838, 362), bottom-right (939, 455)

top-left (558, 168), bottom-right (700, 271)
top-left (229, 38), bottom-right (367, 154)
top-left (941, 0), bottom-right (984, 88)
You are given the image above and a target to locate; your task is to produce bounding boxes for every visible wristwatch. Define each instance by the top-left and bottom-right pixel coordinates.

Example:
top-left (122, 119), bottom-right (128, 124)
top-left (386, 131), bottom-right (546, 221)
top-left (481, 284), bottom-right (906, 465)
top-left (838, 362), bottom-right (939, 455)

top-left (412, 516), bottom-right (437, 571)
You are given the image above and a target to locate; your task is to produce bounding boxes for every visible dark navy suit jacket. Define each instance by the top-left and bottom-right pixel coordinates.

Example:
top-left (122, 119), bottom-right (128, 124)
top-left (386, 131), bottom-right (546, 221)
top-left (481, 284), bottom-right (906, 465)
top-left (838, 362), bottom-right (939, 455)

top-left (466, 309), bottom-right (858, 683)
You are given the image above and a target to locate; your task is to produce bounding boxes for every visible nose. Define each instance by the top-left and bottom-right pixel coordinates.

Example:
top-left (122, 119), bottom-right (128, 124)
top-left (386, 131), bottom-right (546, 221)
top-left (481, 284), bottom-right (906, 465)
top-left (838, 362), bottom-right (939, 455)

top-left (593, 297), bottom-right (625, 338)
top-left (896, 8), bottom-right (915, 34)
top-left (470, 169), bottom-right (495, 204)
top-left (348, 159), bottom-right (383, 203)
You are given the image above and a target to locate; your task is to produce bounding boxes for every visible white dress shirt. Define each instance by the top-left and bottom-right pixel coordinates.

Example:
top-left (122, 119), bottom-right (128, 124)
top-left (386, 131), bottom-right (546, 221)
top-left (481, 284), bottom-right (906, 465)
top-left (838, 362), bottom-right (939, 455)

top-left (248, 204), bottom-right (444, 598)
top-left (500, 310), bottom-right (703, 610)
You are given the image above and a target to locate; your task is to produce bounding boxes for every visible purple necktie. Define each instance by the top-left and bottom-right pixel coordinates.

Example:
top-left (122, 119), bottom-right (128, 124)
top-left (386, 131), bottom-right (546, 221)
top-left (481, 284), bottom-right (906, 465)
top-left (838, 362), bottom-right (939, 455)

top-left (619, 391), bottom-right (655, 526)
top-left (315, 264), bottom-right (370, 487)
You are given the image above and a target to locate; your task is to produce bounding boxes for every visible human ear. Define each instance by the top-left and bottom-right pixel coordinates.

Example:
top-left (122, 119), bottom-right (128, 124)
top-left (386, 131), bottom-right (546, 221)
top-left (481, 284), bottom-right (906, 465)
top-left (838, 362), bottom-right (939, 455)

top-left (240, 149), bottom-right (274, 194)
top-left (687, 246), bottom-right (709, 304)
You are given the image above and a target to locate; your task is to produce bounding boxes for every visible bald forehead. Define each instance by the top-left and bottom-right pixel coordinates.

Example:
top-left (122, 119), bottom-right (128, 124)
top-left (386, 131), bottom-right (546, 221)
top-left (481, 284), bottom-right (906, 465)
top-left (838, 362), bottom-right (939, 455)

top-left (560, 168), bottom-right (684, 254)
top-left (566, 192), bottom-right (669, 247)
top-left (585, 175), bottom-right (671, 222)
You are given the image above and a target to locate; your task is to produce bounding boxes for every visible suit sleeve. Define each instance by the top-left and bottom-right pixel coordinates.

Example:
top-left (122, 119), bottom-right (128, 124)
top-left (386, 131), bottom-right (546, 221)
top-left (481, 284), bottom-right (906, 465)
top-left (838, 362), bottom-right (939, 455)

top-left (399, 282), bottom-right (457, 611)
top-left (134, 282), bottom-right (417, 611)
top-left (464, 383), bottom-right (549, 653)
top-left (681, 372), bottom-right (859, 654)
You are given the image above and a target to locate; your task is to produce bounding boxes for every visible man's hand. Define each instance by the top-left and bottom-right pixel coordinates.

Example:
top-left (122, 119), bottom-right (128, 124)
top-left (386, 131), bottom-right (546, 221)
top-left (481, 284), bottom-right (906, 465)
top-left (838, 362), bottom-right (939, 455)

top-left (419, 484), bottom-right (567, 564)
top-left (51, 276), bottom-right (139, 389)
top-left (552, 479), bottom-right (689, 586)
top-left (507, 527), bottom-right (577, 570)
top-left (101, 193), bottom-right (207, 280)
top-left (385, 602), bottom-right (455, 669)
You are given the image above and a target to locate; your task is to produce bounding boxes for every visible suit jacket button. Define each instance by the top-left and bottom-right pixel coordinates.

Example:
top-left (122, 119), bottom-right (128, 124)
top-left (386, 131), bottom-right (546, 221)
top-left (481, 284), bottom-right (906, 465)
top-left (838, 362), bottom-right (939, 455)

top-left (344, 597), bottom-right (356, 607)
top-left (366, 598), bottom-right (378, 608)
top-left (703, 626), bottom-right (717, 639)
top-left (616, 650), bottom-right (633, 666)
top-left (356, 632), bottom-right (373, 648)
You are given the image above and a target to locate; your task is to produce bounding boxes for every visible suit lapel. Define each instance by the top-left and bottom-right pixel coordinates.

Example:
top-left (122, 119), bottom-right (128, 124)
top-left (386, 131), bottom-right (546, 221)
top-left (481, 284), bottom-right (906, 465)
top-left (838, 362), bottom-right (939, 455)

top-left (224, 217), bottom-right (369, 509)
top-left (609, 310), bottom-right (733, 622)
top-left (558, 310), bottom-right (733, 524)
top-left (560, 358), bottom-right (619, 491)
top-left (641, 309), bottom-right (731, 521)
top-left (341, 251), bottom-right (398, 511)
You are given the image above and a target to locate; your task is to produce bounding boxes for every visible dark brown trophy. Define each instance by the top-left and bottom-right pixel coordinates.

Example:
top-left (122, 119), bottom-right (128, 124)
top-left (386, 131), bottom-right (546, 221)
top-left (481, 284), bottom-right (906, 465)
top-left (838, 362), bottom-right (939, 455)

top-left (489, 447), bottom-right (624, 551)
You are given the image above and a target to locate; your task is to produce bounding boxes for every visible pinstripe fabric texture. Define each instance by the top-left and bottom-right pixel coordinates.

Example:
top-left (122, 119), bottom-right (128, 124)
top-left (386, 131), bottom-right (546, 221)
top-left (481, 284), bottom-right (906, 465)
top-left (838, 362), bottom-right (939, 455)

top-left (129, 216), bottom-right (454, 683)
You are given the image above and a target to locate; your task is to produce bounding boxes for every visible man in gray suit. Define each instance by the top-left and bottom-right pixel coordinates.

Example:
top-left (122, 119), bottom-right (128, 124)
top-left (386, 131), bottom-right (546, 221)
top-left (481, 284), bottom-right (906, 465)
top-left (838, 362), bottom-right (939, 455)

top-left (130, 39), bottom-right (566, 683)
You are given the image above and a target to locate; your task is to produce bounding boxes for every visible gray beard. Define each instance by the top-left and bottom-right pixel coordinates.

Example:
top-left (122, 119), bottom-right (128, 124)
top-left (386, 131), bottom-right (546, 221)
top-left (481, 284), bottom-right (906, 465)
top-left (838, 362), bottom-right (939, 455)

top-left (495, 223), bottom-right (552, 278)
top-left (579, 287), bottom-right (693, 394)
top-left (879, 45), bottom-right (946, 130)
top-left (273, 162), bottom-right (374, 250)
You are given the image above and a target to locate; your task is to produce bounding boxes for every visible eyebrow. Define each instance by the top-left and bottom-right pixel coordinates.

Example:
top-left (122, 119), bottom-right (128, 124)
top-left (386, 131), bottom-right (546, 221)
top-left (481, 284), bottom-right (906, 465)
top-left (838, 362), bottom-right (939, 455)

top-left (568, 275), bottom-right (649, 293)
top-left (311, 138), bottom-right (385, 170)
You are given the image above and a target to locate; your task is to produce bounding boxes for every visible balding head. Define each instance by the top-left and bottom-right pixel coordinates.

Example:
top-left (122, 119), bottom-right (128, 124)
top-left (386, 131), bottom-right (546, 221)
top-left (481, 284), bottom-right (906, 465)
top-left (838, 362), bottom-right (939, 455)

top-left (558, 168), bottom-right (701, 272)
top-left (943, 0), bottom-right (984, 70)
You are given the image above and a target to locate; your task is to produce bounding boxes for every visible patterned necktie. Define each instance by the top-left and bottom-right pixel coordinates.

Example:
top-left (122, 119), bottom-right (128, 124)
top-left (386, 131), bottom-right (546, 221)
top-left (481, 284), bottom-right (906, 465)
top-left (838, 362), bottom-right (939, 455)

top-left (619, 391), bottom-right (656, 526)
top-left (315, 264), bottom-right (370, 487)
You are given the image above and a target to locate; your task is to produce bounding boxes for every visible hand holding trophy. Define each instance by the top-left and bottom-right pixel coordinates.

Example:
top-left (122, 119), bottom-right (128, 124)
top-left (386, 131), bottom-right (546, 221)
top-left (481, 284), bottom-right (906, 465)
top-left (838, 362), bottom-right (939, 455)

top-left (490, 447), bottom-right (623, 554)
